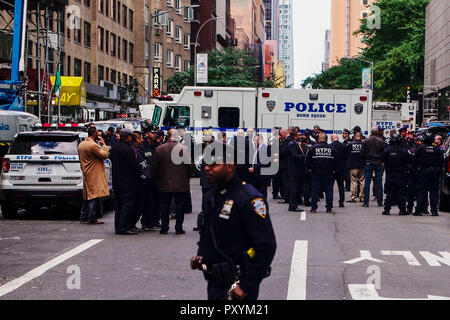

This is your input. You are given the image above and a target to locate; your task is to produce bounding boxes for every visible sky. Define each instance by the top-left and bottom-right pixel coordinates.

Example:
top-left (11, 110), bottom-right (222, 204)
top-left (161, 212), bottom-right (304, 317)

top-left (292, 0), bottom-right (331, 88)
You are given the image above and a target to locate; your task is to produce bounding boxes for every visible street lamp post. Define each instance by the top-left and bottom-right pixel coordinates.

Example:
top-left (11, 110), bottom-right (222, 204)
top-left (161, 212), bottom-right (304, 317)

top-left (194, 16), bottom-right (225, 86)
top-left (147, 5), bottom-right (199, 103)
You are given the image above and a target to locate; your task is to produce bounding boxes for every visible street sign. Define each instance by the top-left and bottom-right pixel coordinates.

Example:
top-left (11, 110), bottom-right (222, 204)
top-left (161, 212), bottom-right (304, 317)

top-left (152, 67), bottom-right (161, 98)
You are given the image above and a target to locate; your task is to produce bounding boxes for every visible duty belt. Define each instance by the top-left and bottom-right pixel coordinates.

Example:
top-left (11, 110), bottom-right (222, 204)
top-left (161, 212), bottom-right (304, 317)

top-left (201, 262), bottom-right (247, 284)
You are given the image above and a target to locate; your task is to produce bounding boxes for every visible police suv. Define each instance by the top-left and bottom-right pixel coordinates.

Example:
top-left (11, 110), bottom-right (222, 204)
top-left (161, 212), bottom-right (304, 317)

top-left (0, 128), bottom-right (112, 218)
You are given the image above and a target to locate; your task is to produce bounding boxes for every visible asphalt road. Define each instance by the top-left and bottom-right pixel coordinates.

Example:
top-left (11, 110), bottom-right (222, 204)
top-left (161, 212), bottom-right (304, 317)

top-left (0, 178), bottom-right (449, 300)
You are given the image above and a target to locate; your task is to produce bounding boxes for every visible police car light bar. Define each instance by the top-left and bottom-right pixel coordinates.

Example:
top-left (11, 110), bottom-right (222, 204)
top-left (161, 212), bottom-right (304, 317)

top-left (360, 96), bottom-right (368, 101)
top-left (262, 93), bottom-right (270, 98)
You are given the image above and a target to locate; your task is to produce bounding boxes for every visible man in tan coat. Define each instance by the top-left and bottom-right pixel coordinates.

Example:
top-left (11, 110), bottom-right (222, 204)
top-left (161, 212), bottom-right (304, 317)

top-left (78, 126), bottom-right (110, 224)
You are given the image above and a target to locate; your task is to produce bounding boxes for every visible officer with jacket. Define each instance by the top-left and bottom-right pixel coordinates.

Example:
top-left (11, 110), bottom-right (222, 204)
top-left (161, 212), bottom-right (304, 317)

top-left (287, 131), bottom-right (308, 212)
top-left (143, 126), bottom-right (162, 229)
top-left (414, 132), bottom-right (444, 216)
top-left (190, 143), bottom-right (276, 300)
top-left (305, 133), bottom-right (337, 213)
top-left (342, 129), bottom-right (352, 191)
top-left (381, 133), bottom-right (409, 215)
top-left (405, 135), bottom-right (423, 213)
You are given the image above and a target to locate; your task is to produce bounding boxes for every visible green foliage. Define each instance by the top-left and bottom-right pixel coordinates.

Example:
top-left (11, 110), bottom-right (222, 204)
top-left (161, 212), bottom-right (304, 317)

top-left (302, 58), bottom-right (365, 89)
top-left (118, 78), bottom-right (139, 113)
top-left (166, 48), bottom-right (259, 93)
top-left (302, 0), bottom-right (429, 101)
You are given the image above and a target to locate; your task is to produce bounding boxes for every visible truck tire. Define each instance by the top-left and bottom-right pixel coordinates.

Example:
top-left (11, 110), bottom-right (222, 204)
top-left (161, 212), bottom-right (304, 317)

top-left (439, 191), bottom-right (450, 212)
top-left (0, 202), bottom-right (18, 219)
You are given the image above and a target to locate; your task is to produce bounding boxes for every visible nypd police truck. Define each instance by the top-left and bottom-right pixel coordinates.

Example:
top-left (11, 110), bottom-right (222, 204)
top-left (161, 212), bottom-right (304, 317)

top-left (139, 86), bottom-right (373, 142)
top-left (371, 101), bottom-right (418, 138)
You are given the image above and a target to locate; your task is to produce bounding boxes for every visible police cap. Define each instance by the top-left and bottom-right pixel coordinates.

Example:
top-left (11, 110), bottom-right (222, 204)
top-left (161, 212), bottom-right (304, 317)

top-left (399, 127), bottom-right (407, 133)
top-left (353, 126), bottom-right (361, 132)
top-left (343, 129), bottom-right (350, 134)
top-left (390, 133), bottom-right (401, 144)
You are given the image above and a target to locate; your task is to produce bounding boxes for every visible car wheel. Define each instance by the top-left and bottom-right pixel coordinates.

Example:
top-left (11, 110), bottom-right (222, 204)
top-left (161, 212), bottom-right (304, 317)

top-left (0, 201), bottom-right (18, 219)
top-left (439, 191), bottom-right (450, 212)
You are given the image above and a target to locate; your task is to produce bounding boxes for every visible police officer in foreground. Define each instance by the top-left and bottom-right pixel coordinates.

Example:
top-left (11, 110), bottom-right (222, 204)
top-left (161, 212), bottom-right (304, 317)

top-left (382, 133), bottom-right (409, 215)
top-left (305, 132), bottom-right (337, 213)
top-left (190, 142), bottom-right (276, 300)
top-left (414, 132), bottom-right (444, 216)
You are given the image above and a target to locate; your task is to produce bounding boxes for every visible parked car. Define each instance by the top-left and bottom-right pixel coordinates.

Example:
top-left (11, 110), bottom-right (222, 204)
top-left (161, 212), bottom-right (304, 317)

top-left (0, 130), bottom-right (113, 218)
top-left (92, 118), bottom-right (151, 134)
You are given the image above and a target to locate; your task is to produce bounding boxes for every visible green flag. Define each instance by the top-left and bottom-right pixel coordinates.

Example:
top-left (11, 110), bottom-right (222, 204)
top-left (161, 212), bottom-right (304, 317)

top-left (53, 70), bottom-right (61, 96)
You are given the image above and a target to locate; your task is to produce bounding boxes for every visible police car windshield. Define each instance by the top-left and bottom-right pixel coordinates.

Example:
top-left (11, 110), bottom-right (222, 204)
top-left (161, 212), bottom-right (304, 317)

top-left (9, 135), bottom-right (79, 155)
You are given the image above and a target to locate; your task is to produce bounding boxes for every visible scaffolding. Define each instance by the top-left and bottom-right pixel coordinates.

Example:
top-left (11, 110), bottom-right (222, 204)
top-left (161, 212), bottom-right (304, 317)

top-left (0, 0), bottom-right (66, 122)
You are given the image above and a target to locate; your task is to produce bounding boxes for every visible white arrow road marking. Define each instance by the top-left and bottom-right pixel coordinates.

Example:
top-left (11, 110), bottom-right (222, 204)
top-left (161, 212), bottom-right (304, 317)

top-left (287, 240), bottom-right (308, 300)
top-left (0, 239), bottom-right (103, 297)
top-left (0, 236), bottom-right (21, 241)
top-left (300, 211), bottom-right (306, 221)
top-left (342, 250), bottom-right (388, 264)
top-left (348, 284), bottom-right (450, 300)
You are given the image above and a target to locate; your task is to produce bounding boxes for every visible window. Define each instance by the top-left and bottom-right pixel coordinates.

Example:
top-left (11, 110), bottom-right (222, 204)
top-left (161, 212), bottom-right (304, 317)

top-left (74, 58), bottom-right (82, 76)
top-left (129, 75), bottom-right (133, 85)
top-left (145, 41), bottom-right (149, 59)
top-left (218, 107), bottom-right (240, 128)
top-left (167, 19), bottom-right (173, 37)
top-left (184, 60), bottom-right (190, 71)
top-left (166, 0), bottom-right (173, 7)
top-left (175, 55), bottom-right (181, 71)
top-left (111, 69), bottom-right (116, 83)
top-left (122, 39), bottom-right (127, 61)
top-left (122, 73), bottom-right (127, 85)
top-left (84, 62), bottom-right (91, 83)
top-left (183, 33), bottom-right (190, 49)
top-left (98, 0), bottom-right (104, 13)
top-left (84, 21), bottom-right (91, 47)
top-left (110, 33), bottom-right (116, 56)
top-left (175, 26), bottom-right (181, 43)
top-left (154, 43), bottom-right (161, 61)
top-left (84, 0), bottom-right (90, 7)
top-left (163, 106), bottom-right (190, 127)
top-left (112, 0), bottom-right (116, 20)
top-left (97, 27), bottom-right (104, 51)
top-left (175, 0), bottom-right (181, 14)
top-left (129, 10), bottom-right (133, 31)
top-left (48, 49), bottom-right (54, 74)
top-left (105, 30), bottom-right (109, 53)
top-left (67, 56), bottom-right (71, 75)
top-left (98, 65), bottom-right (104, 84)
top-left (117, 72), bottom-right (121, 84)
top-left (117, 36), bottom-right (121, 58)
top-left (129, 43), bottom-right (134, 64)
top-left (66, 13), bottom-right (71, 40)
top-left (122, 5), bottom-right (127, 28)
top-left (117, 1), bottom-right (120, 23)
top-left (105, 0), bottom-right (109, 17)
top-left (145, 5), bottom-right (149, 26)
top-left (105, 67), bottom-right (109, 81)
top-left (74, 17), bottom-right (81, 43)
top-left (166, 50), bottom-right (173, 67)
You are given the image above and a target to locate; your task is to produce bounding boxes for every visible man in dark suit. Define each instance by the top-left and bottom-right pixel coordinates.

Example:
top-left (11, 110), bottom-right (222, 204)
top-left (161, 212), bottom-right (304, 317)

top-left (249, 134), bottom-right (271, 200)
top-left (287, 131), bottom-right (309, 212)
top-left (331, 134), bottom-right (348, 207)
top-left (153, 129), bottom-right (191, 235)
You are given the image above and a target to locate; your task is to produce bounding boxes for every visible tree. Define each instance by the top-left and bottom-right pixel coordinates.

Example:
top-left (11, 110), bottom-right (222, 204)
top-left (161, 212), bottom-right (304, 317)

top-left (117, 78), bottom-right (139, 114)
top-left (166, 48), bottom-right (260, 93)
top-left (302, 0), bottom-right (429, 101)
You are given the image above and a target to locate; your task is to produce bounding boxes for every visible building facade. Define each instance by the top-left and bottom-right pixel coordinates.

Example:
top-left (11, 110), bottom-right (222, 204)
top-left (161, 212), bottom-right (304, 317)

top-left (278, 0), bottom-right (293, 87)
top-left (323, 29), bottom-right (330, 71)
top-left (423, 0), bottom-right (450, 122)
top-left (263, 0), bottom-right (279, 41)
top-left (329, 0), bottom-right (373, 67)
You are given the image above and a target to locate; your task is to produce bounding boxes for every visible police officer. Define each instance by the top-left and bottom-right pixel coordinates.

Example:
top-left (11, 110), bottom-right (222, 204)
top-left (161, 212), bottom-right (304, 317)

top-left (381, 133), bottom-right (409, 215)
top-left (143, 126), bottom-right (162, 229)
top-left (398, 127), bottom-right (408, 147)
top-left (305, 133), bottom-right (338, 213)
top-left (414, 132), bottom-right (444, 216)
top-left (342, 129), bottom-right (352, 191)
top-left (190, 143), bottom-right (276, 300)
top-left (405, 135), bottom-right (423, 214)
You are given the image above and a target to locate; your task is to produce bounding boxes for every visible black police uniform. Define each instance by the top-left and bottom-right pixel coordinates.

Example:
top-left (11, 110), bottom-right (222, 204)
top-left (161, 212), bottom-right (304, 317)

top-left (143, 138), bottom-right (161, 227)
top-left (305, 142), bottom-right (337, 212)
top-left (382, 138), bottom-right (409, 214)
top-left (331, 139), bottom-right (348, 206)
top-left (342, 131), bottom-right (352, 191)
top-left (278, 137), bottom-right (289, 202)
top-left (406, 143), bottom-right (420, 213)
top-left (197, 173), bottom-right (277, 300)
top-left (414, 139), bottom-right (444, 216)
top-left (287, 139), bottom-right (308, 211)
